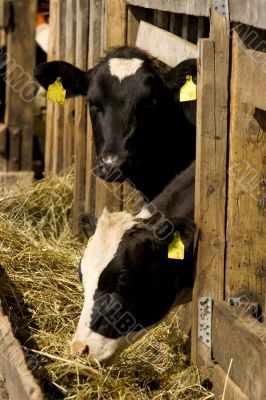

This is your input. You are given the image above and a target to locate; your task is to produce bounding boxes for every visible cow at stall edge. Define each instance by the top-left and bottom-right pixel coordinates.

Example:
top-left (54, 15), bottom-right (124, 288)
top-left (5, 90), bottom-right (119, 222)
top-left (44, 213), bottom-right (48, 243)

top-left (71, 161), bottom-right (195, 365)
top-left (35, 47), bottom-right (196, 200)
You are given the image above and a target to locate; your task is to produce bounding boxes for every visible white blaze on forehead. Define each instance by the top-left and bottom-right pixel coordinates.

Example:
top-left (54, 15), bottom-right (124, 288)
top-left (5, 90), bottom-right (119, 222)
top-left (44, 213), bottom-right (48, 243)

top-left (108, 58), bottom-right (144, 81)
top-left (72, 208), bottom-right (138, 361)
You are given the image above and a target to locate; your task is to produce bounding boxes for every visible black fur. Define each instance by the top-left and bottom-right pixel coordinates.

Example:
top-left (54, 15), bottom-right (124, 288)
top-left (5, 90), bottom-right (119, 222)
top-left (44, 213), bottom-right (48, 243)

top-left (35, 46), bottom-right (196, 200)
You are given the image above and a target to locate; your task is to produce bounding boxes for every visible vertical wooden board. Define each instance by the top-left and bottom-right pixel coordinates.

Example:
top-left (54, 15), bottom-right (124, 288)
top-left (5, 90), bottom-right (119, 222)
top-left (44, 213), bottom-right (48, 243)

top-left (5, 0), bottom-right (37, 171)
top-left (63, 0), bottom-right (76, 170)
top-left (192, 9), bottom-right (230, 367)
top-left (104, 0), bottom-right (126, 49)
top-left (73, 0), bottom-right (89, 235)
top-left (153, 10), bottom-right (169, 30)
top-left (85, 0), bottom-right (104, 216)
top-left (226, 28), bottom-right (266, 318)
top-left (94, 0), bottom-right (127, 217)
top-left (45, 0), bottom-right (57, 176)
top-left (0, 28), bottom-right (5, 47)
top-left (52, 0), bottom-right (66, 175)
top-left (127, 5), bottom-right (147, 46)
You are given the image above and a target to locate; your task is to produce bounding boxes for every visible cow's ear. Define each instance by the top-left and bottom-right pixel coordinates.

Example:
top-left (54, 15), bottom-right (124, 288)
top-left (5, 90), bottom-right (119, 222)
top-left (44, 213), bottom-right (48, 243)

top-left (34, 61), bottom-right (90, 97)
top-left (164, 58), bottom-right (197, 99)
top-left (80, 213), bottom-right (97, 238)
top-left (169, 217), bottom-right (196, 249)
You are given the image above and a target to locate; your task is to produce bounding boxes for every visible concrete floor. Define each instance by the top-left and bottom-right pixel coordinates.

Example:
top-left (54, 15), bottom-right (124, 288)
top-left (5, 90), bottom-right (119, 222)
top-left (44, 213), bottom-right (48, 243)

top-left (0, 375), bottom-right (8, 400)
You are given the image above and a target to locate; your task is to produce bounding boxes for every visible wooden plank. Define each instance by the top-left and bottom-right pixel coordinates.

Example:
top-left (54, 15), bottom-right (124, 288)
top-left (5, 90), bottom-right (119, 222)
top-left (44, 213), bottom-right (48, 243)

top-left (192, 9), bottom-right (230, 366)
top-left (136, 21), bottom-right (198, 67)
top-left (213, 364), bottom-right (249, 400)
top-left (226, 28), bottom-right (266, 319)
top-left (127, 5), bottom-right (147, 46)
top-left (85, 0), bottom-right (103, 216)
top-left (44, 0), bottom-right (57, 176)
top-left (63, 0), bottom-right (76, 170)
top-left (153, 10), bottom-right (169, 30)
top-left (0, 28), bottom-right (6, 47)
top-left (93, 0), bottom-right (126, 218)
top-left (241, 49), bottom-right (266, 111)
top-left (229, 0), bottom-right (266, 30)
top-left (0, 123), bottom-right (7, 171)
top-left (213, 302), bottom-right (266, 400)
top-left (5, 0), bottom-right (37, 171)
top-left (52, 0), bottom-right (66, 174)
top-left (0, 302), bottom-right (43, 400)
top-left (104, 0), bottom-right (126, 49)
top-left (126, 0), bottom-right (209, 17)
top-left (73, 0), bottom-right (89, 235)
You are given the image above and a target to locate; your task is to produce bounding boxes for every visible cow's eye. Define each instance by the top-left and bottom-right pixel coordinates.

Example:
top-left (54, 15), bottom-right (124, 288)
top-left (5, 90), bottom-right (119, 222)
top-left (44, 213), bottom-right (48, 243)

top-left (89, 103), bottom-right (103, 113)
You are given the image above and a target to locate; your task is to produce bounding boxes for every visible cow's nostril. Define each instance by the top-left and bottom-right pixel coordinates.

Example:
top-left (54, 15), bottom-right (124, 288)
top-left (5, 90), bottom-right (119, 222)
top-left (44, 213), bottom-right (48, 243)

top-left (71, 340), bottom-right (89, 357)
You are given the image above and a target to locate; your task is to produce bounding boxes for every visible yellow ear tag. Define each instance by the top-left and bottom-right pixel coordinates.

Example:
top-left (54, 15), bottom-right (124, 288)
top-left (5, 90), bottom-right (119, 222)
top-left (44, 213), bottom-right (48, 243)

top-left (47, 77), bottom-right (66, 104)
top-left (168, 231), bottom-right (185, 260)
top-left (88, 236), bottom-right (94, 244)
top-left (180, 75), bottom-right (197, 102)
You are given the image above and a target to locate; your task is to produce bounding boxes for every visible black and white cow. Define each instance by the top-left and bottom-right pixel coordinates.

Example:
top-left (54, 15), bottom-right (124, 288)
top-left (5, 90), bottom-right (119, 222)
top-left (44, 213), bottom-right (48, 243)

top-left (35, 47), bottom-right (196, 200)
top-left (71, 162), bottom-right (195, 365)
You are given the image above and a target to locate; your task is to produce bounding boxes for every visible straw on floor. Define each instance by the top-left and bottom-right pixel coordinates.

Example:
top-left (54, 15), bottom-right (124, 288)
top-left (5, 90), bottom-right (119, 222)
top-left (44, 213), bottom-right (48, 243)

top-left (0, 170), bottom-right (214, 400)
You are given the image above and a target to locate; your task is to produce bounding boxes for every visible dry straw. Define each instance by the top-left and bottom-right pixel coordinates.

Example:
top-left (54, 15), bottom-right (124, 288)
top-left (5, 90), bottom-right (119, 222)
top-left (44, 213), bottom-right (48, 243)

top-left (0, 170), bottom-right (214, 399)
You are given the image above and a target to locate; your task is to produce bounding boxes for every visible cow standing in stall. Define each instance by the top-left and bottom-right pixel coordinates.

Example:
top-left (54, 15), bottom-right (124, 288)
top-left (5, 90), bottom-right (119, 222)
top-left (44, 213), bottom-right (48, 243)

top-left (71, 162), bottom-right (195, 365)
top-left (35, 47), bottom-right (196, 200)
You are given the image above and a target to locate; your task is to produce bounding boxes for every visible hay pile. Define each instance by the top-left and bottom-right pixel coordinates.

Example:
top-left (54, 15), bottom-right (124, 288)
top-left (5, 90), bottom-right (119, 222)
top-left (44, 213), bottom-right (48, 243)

top-left (0, 171), bottom-right (214, 400)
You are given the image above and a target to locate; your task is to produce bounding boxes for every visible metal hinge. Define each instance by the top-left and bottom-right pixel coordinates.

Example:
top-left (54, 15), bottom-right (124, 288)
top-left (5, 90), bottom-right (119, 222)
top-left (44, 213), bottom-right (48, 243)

top-left (198, 297), bottom-right (212, 348)
top-left (213, 0), bottom-right (229, 18)
top-left (0, 0), bottom-right (11, 29)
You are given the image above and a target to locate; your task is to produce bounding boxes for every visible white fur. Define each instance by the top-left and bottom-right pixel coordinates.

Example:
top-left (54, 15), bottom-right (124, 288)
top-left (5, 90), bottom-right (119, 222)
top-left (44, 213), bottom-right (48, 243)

top-left (108, 58), bottom-right (144, 81)
top-left (71, 208), bottom-right (139, 362)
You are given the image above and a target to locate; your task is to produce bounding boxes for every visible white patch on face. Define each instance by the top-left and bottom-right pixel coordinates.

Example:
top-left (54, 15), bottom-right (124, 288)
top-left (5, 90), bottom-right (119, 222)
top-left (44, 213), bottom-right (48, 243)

top-left (71, 208), bottom-right (139, 362)
top-left (108, 58), bottom-right (144, 81)
top-left (102, 155), bottom-right (118, 165)
top-left (136, 207), bottom-right (152, 219)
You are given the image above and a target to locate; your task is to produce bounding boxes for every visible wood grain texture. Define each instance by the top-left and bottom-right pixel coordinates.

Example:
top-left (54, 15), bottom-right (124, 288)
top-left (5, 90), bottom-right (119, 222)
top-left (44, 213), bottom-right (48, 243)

top-left (125, 0), bottom-right (209, 17)
top-left (73, 0), bottom-right (89, 235)
top-left (242, 49), bottom-right (266, 112)
top-left (0, 302), bottom-right (43, 400)
top-left (136, 21), bottom-right (198, 67)
top-left (127, 5), bottom-right (147, 46)
top-left (93, 0), bottom-right (126, 218)
top-left (229, 0), bottom-right (266, 30)
top-left (192, 9), bottom-right (230, 366)
top-left (45, 0), bottom-right (57, 176)
top-left (212, 364), bottom-right (249, 400)
top-left (226, 27), bottom-right (266, 319)
top-left (213, 302), bottom-right (266, 400)
top-left (5, 0), bottom-right (37, 171)
top-left (63, 0), bottom-right (76, 170)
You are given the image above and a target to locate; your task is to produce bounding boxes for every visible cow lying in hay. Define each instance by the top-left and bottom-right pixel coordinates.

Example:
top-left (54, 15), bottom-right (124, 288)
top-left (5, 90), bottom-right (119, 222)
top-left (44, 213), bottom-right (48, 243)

top-left (35, 47), bottom-right (196, 200)
top-left (71, 162), bottom-right (195, 365)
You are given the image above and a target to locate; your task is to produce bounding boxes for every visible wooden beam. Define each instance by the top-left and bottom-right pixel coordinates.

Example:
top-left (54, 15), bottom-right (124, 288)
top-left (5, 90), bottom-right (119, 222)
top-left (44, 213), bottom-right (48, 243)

top-left (0, 302), bottom-right (43, 400)
top-left (73, 0), bottom-right (89, 235)
top-left (63, 0), bottom-right (76, 170)
top-left (242, 49), bottom-right (266, 111)
top-left (229, 0), bottom-right (266, 30)
top-left (226, 28), bottom-right (266, 319)
top-left (127, 5), bottom-right (147, 46)
top-left (5, 0), bottom-right (37, 171)
top-left (126, 0), bottom-right (209, 17)
top-left (213, 364), bottom-right (249, 400)
top-left (213, 302), bottom-right (266, 400)
top-left (192, 8), bottom-right (230, 366)
top-left (136, 21), bottom-right (198, 67)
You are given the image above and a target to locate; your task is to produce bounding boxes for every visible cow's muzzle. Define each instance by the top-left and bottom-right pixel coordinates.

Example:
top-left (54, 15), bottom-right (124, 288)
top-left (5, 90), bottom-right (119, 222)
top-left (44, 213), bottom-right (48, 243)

top-left (93, 154), bottom-right (126, 182)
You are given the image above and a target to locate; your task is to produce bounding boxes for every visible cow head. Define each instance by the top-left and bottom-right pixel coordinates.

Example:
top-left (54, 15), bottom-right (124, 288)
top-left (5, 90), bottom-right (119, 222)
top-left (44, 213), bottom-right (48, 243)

top-left (71, 208), bottom-right (195, 365)
top-left (35, 47), bottom-right (196, 183)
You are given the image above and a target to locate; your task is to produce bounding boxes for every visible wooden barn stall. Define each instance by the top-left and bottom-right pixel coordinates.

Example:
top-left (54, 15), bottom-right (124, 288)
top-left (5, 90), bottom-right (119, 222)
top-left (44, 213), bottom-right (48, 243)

top-left (0, 0), bottom-right (265, 399)
top-left (0, 0), bottom-right (37, 188)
